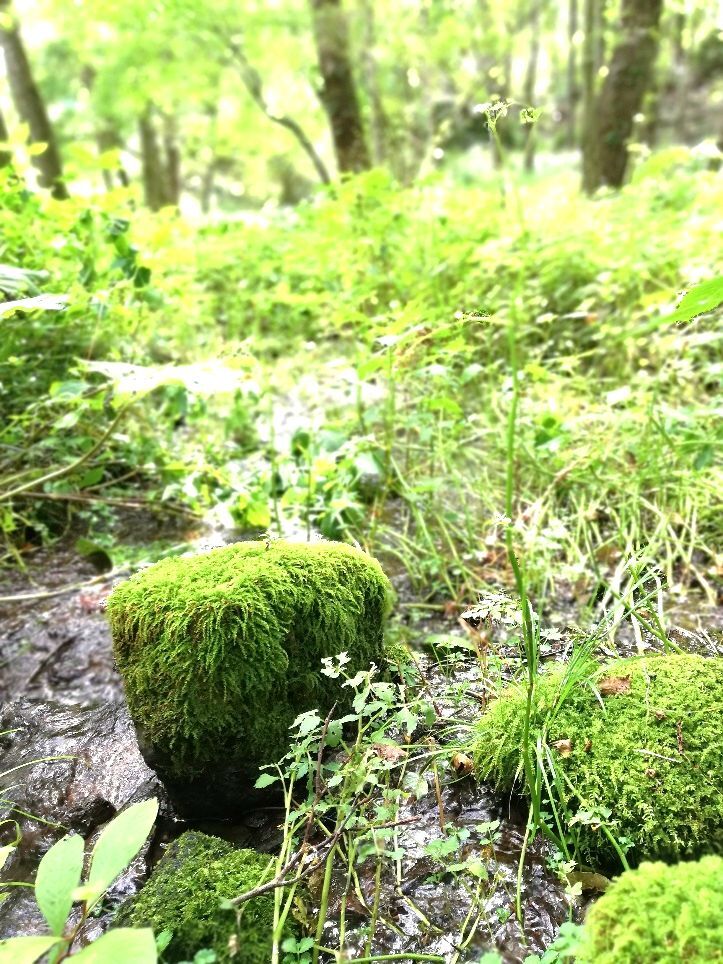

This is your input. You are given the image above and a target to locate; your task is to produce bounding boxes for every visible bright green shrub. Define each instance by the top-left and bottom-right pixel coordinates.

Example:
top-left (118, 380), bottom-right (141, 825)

top-left (108, 539), bottom-right (392, 779)
top-left (115, 831), bottom-right (280, 963)
top-left (577, 856), bottom-right (723, 963)
top-left (472, 654), bottom-right (723, 867)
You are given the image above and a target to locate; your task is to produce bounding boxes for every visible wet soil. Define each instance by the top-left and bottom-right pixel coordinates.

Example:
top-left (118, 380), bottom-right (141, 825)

top-left (1, 533), bottom-right (721, 960)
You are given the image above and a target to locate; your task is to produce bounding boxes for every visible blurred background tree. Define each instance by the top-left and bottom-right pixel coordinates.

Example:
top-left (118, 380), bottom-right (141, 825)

top-left (0, 0), bottom-right (721, 205)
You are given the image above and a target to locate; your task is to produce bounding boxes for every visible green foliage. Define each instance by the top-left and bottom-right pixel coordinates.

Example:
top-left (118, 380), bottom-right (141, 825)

top-left (577, 856), bottom-right (723, 963)
top-left (115, 832), bottom-right (280, 964)
top-left (472, 654), bottom-right (723, 868)
top-left (0, 798), bottom-right (158, 964)
top-left (108, 540), bottom-right (392, 777)
top-left (667, 275), bottom-right (723, 324)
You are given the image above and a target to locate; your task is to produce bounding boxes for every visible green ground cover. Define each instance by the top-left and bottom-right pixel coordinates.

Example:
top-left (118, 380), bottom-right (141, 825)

top-left (577, 856), bottom-right (723, 963)
top-left (472, 653), bottom-right (723, 869)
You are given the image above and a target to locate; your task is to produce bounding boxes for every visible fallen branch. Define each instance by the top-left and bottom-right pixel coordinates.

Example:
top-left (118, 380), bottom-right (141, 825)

top-left (0, 568), bottom-right (128, 605)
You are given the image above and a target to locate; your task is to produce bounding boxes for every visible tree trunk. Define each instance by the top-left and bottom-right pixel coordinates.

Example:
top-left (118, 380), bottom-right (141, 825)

top-left (582, 0), bottom-right (663, 193)
top-left (523, 2), bottom-right (541, 172)
top-left (97, 127), bottom-right (130, 189)
top-left (358, 0), bottom-right (388, 165)
top-left (671, 12), bottom-right (688, 141)
top-left (81, 66), bottom-right (129, 190)
top-left (162, 113), bottom-right (181, 206)
top-left (0, 2), bottom-right (68, 199)
top-left (0, 107), bottom-right (12, 168)
top-left (139, 107), bottom-right (166, 211)
top-left (309, 0), bottom-right (371, 174)
top-left (581, 0), bottom-right (598, 180)
top-left (566, 0), bottom-right (579, 147)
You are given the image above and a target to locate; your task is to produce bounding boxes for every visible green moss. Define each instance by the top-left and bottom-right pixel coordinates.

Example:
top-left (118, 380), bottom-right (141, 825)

top-left (472, 654), bottom-right (723, 866)
top-left (108, 540), bottom-right (392, 778)
top-left (577, 856), bottom-right (723, 963)
top-left (115, 832), bottom-right (280, 963)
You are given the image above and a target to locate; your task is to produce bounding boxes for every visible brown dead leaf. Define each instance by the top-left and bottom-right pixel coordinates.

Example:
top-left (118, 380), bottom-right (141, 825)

top-left (373, 743), bottom-right (407, 763)
top-left (598, 675), bottom-right (631, 697)
top-left (645, 768), bottom-right (657, 778)
top-left (583, 739), bottom-right (592, 753)
top-left (654, 708), bottom-right (667, 720)
top-left (552, 739), bottom-right (573, 757)
top-left (451, 752), bottom-right (474, 775)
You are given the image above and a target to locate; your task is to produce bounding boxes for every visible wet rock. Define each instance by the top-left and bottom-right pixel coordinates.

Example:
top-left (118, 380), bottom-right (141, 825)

top-left (107, 540), bottom-right (392, 818)
top-left (0, 697), bottom-right (166, 940)
top-left (0, 582), bottom-right (122, 709)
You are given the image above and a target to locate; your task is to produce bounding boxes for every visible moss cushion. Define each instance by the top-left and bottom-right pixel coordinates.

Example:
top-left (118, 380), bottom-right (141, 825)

top-left (577, 856), bottom-right (723, 963)
top-left (115, 832), bottom-right (281, 963)
top-left (472, 653), bottom-right (723, 867)
top-left (108, 539), bottom-right (392, 780)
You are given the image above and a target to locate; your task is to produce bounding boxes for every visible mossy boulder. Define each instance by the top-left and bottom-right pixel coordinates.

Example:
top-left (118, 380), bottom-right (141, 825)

top-left (472, 654), bottom-right (723, 867)
top-left (115, 831), bottom-right (283, 963)
top-left (577, 856), bottom-right (723, 963)
top-left (108, 540), bottom-right (392, 814)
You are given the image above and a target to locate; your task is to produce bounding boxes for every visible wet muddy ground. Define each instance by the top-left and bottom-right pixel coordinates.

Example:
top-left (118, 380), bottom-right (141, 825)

top-left (1, 531), bottom-right (721, 961)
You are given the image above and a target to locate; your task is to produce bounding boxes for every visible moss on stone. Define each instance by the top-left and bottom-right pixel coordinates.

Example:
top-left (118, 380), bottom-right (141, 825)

top-left (577, 856), bottom-right (723, 963)
top-left (472, 654), bottom-right (723, 866)
top-left (108, 540), bottom-right (392, 779)
top-left (115, 831), bottom-right (279, 963)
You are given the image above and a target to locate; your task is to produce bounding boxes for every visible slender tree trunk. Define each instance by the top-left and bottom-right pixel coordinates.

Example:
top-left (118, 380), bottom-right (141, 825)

top-left (358, 0), bottom-right (388, 165)
top-left (0, 2), bottom-right (68, 199)
top-left (97, 127), bottom-right (130, 189)
top-left (0, 108), bottom-right (12, 168)
top-left (309, 0), bottom-right (371, 174)
top-left (582, 0), bottom-right (662, 193)
top-left (139, 106), bottom-right (166, 211)
top-left (566, 0), bottom-right (579, 147)
top-left (81, 66), bottom-right (129, 190)
top-left (523, 2), bottom-right (541, 172)
top-left (671, 12), bottom-right (688, 141)
top-left (581, 0), bottom-right (598, 179)
top-left (223, 35), bottom-right (331, 184)
top-left (162, 113), bottom-right (181, 205)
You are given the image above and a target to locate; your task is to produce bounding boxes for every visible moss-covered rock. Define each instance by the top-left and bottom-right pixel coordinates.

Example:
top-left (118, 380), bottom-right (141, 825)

top-left (108, 540), bottom-right (392, 812)
top-left (115, 831), bottom-right (280, 963)
top-left (577, 856), bottom-right (723, 963)
top-left (472, 654), bottom-right (723, 867)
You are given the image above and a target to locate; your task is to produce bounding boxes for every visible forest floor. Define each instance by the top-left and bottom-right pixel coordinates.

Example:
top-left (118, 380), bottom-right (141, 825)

top-left (2, 518), bottom-right (721, 961)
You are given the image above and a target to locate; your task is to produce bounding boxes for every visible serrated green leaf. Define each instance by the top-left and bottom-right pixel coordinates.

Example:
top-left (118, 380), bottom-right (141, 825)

top-left (35, 833), bottom-right (84, 936)
top-left (70, 928), bottom-right (157, 963)
top-left (0, 936), bottom-right (64, 964)
top-left (84, 799), bottom-right (158, 910)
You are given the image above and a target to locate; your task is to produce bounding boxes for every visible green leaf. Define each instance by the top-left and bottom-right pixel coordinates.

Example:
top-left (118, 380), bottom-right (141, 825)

top-left (81, 799), bottom-right (158, 910)
top-left (254, 772), bottom-right (279, 789)
top-left (78, 467), bottom-right (104, 489)
top-left (35, 833), bottom-right (84, 936)
top-left (70, 928), bottom-right (157, 963)
top-left (668, 277), bottom-right (723, 323)
top-left (0, 844), bottom-right (15, 873)
top-left (0, 936), bottom-right (64, 964)
top-left (155, 930), bottom-right (173, 953)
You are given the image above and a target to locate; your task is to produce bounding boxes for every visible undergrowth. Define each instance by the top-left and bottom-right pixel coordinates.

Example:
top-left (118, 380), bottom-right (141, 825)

top-left (1, 150), bottom-right (721, 602)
